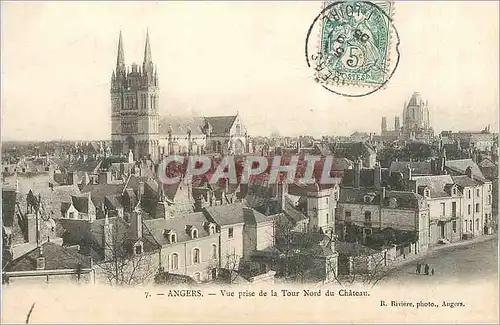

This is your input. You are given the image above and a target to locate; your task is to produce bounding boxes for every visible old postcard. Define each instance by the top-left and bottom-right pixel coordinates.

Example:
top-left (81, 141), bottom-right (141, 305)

top-left (1, 1), bottom-right (498, 324)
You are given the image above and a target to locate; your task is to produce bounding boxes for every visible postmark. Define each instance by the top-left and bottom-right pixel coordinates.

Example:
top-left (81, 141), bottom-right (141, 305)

top-left (305, 1), bottom-right (400, 97)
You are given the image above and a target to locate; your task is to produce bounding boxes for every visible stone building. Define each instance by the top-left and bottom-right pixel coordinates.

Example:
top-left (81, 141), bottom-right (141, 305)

top-left (109, 31), bottom-right (249, 161)
top-left (402, 92), bottom-right (434, 141)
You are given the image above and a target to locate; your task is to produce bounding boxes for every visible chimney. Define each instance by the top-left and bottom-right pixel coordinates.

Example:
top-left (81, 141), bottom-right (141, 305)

top-left (26, 213), bottom-right (39, 245)
top-left (99, 172), bottom-right (110, 184)
top-left (278, 181), bottom-right (287, 212)
top-left (354, 160), bottom-right (361, 189)
top-left (138, 181), bottom-right (145, 200)
top-left (103, 214), bottom-right (114, 260)
top-left (131, 209), bottom-right (143, 239)
top-left (466, 166), bottom-right (473, 178)
top-left (374, 163), bottom-right (381, 190)
top-left (406, 164), bottom-right (412, 180)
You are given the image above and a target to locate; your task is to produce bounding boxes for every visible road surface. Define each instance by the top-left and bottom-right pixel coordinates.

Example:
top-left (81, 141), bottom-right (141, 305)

top-left (382, 236), bottom-right (498, 285)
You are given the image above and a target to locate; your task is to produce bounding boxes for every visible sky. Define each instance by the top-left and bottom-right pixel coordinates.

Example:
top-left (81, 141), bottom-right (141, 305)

top-left (1, 1), bottom-right (499, 141)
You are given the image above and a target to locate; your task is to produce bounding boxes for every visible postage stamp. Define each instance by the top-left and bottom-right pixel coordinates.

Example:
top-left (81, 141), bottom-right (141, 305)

top-left (306, 1), bottom-right (400, 97)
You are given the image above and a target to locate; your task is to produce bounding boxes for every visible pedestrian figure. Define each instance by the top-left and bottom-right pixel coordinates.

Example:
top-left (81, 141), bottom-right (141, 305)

top-left (431, 268), bottom-right (434, 276)
top-left (424, 264), bottom-right (429, 275)
top-left (416, 263), bottom-right (421, 274)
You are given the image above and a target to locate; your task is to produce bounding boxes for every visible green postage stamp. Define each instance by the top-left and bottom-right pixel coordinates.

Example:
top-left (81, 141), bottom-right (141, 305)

top-left (306, 1), bottom-right (400, 97)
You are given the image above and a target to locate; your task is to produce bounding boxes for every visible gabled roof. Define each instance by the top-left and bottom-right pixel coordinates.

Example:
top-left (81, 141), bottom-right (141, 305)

top-left (71, 193), bottom-right (92, 213)
top-left (158, 116), bottom-right (205, 135)
top-left (142, 212), bottom-right (211, 246)
top-left (5, 241), bottom-right (91, 272)
top-left (202, 202), bottom-right (248, 226)
top-left (412, 175), bottom-right (455, 198)
top-left (80, 183), bottom-right (123, 210)
top-left (204, 116), bottom-right (237, 135)
top-left (451, 175), bottom-right (480, 188)
top-left (389, 161), bottom-right (433, 176)
top-left (242, 207), bottom-right (271, 225)
top-left (445, 159), bottom-right (486, 181)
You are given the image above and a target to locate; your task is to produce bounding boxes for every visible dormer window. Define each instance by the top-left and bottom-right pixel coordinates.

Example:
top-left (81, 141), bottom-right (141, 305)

top-left (163, 229), bottom-right (177, 244)
top-left (424, 189), bottom-right (430, 198)
top-left (36, 257), bottom-right (45, 270)
top-left (364, 195), bottom-right (374, 203)
top-left (134, 242), bottom-right (143, 255)
top-left (209, 224), bottom-right (216, 235)
top-left (192, 228), bottom-right (198, 239)
top-left (452, 187), bottom-right (457, 196)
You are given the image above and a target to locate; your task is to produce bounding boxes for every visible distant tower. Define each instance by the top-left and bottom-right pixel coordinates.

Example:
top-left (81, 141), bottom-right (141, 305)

top-left (402, 92), bottom-right (433, 141)
top-left (394, 116), bottom-right (400, 130)
top-left (381, 117), bottom-right (387, 134)
top-left (110, 30), bottom-right (160, 161)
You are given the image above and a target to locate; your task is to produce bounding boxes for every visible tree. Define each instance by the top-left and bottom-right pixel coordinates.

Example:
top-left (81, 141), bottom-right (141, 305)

top-left (92, 217), bottom-right (159, 286)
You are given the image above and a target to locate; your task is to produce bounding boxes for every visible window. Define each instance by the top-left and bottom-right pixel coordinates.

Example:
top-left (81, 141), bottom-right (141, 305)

top-left (326, 213), bottom-right (329, 223)
top-left (170, 253), bottom-right (179, 270)
top-left (424, 189), bottom-right (430, 197)
top-left (191, 228), bottom-right (198, 239)
top-left (488, 195), bottom-right (492, 205)
top-left (475, 203), bottom-right (480, 213)
top-left (193, 248), bottom-right (200, 264)
top-left (170, 233), bottom-right (177, 243)
top-left (364, 211), bottom-right (371, 222)
top-left (326, 198), bottom-right (329, 205)
top-left (452, 202), bottom-right (457, 218)
top-left (489, 184), bottom-right (492, 192)
top-left (476, 218), bottom-right (479, 230)
top-left (452, 221), bottom-right (457, 233)
top-left (469, 220), bottom-right (473, 231)
top-left (69, 212), bottom-right (75, 219)
top-left (345, 211), bottom-right (351, 221)
top-left (228, 227), bottom-right (234, 238)
top-left (476, 189), bottom-right (480, 197)
top-left (135, 245), bottom-right (142, 255)
top-left (36, 257), bottom-right (45, 270)
top-left (211, 244), bottom-right (217, 259)
top-left (468, 204), bottom-right (471, 215)
top-left (468, 190), bottom-right (471, 199)
top-left (440, 203), bottom-right (445, 216)
top-left (452, 187), bottom-right (457, 196)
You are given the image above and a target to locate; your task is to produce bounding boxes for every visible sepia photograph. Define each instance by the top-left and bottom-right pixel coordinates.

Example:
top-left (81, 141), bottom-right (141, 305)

top-left (1, 1), bottom-right (499, 323)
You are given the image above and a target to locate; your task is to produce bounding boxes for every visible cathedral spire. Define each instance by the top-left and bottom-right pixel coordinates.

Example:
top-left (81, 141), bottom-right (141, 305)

top-left (143, 29), bottom-right (152, 66)
top-left (116, 31), bottom-right (125, 69)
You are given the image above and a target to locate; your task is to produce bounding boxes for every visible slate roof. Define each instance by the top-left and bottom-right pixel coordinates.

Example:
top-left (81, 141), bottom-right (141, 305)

top-left (389, 161), bottom-right (433, 175)
top-left (5, 241), bottom-right (91, 272)
top-left (242, 208), bottom-right (270, 225)
top-left (412, 175), bottom-right (455, 198)
top-left (445, 159), bottom-right (487, 181)
top-left (80, 183), bottom-right (124, 209)
top-left (142, 212), bottom-right (211, 246)
top-left (71, 193), bottom-right (92, 213)
top-left (451, 175), bottom-right (480, 188)
top-left (204, 116), bottom-right (237, 135)
top-left (339, 188), bottom-right (424, 209)
top-left (158, 116), bottom-right (205, 135)
top-left (202, 203), bottom-right (246, 226)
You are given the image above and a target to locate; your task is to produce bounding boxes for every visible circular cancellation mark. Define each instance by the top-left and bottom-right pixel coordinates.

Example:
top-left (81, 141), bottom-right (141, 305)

top-left (305, 1), bottom-right (401, 97)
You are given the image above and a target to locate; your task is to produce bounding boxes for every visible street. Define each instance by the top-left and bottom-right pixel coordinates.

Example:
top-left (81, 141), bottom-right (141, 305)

top-left (382, 236), bottom-right (498, 285)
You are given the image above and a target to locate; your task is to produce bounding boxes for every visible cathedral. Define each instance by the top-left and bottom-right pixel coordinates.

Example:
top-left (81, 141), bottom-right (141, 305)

top-left (401, 92), bottom-right (434, 141)
top-left (110, 31), bottom-right (249, 161)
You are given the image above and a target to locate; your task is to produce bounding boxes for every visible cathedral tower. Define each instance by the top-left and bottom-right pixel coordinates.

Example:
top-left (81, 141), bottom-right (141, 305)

top-left (110, 30), bottom-right (160, 161)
